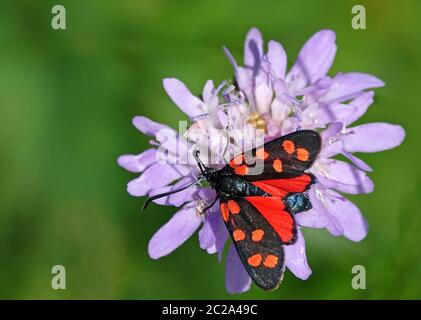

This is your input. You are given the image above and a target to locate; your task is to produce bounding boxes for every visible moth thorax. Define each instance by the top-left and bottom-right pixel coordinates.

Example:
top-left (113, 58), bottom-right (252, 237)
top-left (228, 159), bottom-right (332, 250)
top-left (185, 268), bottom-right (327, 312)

top-left (247, 112), bottom-right (267, 132)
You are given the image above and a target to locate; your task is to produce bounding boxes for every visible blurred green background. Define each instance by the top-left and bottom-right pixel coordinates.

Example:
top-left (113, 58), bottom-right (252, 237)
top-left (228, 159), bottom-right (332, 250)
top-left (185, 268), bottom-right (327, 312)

top-left (0, 0), bottom-right (420, 299)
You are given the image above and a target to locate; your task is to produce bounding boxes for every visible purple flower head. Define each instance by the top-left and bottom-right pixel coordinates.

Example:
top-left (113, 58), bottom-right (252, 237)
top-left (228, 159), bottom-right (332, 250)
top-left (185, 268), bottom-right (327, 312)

top-left (118, 28), bottom-right (405, 294)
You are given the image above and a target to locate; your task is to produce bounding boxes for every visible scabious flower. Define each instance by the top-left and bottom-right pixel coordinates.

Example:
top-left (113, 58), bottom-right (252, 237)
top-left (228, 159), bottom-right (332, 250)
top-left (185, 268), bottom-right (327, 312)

top-left (118, 28), bottom-right (405, 293)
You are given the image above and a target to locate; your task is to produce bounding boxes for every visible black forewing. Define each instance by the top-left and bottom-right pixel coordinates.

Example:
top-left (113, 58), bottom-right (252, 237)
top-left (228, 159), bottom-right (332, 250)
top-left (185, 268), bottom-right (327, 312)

top-left (227, 130), bottom-right (321, 181)
top-left (220, 197), bottom-right (286, 290)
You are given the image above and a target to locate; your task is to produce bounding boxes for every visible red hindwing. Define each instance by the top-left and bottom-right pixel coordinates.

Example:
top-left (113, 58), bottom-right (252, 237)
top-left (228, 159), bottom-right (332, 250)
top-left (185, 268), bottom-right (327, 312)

top-left (245, 196), bottom-right (296, 244)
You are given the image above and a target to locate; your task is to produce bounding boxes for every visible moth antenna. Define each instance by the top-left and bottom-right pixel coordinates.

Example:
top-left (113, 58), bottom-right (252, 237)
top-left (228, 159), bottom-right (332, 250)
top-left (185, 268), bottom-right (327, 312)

top-left (141, 179), bottom-right (202, 213)
top-left (193, 149), bottom-right (207, 176)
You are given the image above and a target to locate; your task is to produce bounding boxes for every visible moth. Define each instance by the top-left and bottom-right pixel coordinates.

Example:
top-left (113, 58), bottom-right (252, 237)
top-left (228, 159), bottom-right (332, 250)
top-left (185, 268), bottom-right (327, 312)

top-left (144, 130), bottom-right (321, 290)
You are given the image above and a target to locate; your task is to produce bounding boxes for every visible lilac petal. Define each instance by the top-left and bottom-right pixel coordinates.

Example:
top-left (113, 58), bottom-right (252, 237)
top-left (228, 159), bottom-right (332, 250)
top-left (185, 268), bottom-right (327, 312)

top-left (281, 117), bottom-right (300, 135)
top-left (156, 128), bottom-right (191, 161)
top-left (332, 181), bottom-right (374, 195)
top-left (273, 78), bottom-right (288, 96)
top-left (198, 213), bottom-right (216, 250)
top-left (235, 67), bottom-right (253, 100)
top-left (296, 208), bottom-right (332, 229)
top-left (344, 91), bottom-right (375, 126)
top-left (196, 189), bottom-right (223, 254)
top-left (149, 176), bottom-right (197, 207)
top-left (319, 123), bottom-right (344, 158)
top-left (271, 97), bottom-right (291, 124)
top-left (321, 140), bottom-right (343, 158)
top-left (184, 122), bottom-right (209, 146)
top-left (321, 159), bottom-right (373, 192)
top-left (321, 73), bottom-right (384, 104)
top-left (117, 148), bottom-right (156, 173)
top-left (163, 78), bottom-right (206, 118)
top-left (298, 76), bottom-right (332, 100)
top-left (216, 109), bottom-right (229, 128)
top-left (321, 122), bottom-right (342, 141)
top-left (206, 244), bottom-right (217, 254)
top-left (286, 30), bottom-right (337, 90)
top-left (196, 188), bottom-right (220, 252)
top-left (325, 191), bottom-right (369, 242)
top-left (341, 151), bottom-right (373, 172)
top-left (296, 188), bottom-right (343, 236)
top-left (223, 46), bottom-right (238, 68)
top-left (255, 80), bottom-right (273, 114)
top-left (311, 103), bottom-right (357, 127)
top-left (197, 186), bottom-right (217, 202)
top-left (313, 163), bottom-right (373, 195)
top-left (199, 206), bottom-right (220, 251)
top-left (342, 123), bottom-right (405, 153)
top-left (202, 80), bottom-right (214, 102)
top-left (216, 228), bottom-right (229, 261)
top-left (284, 229), bottom-right (312, 280)
top-left (127, 163), bottom-right (189, 197)
top-left (267, 40), bottom-right (287, 79)
top-left (225, 243), bottom-right (252, 294)
top-left (202, 80), bottom-right (219, 108)
top-left (244, 27), bottom-right (264, 71)
top-left (133, 116), bottom-right (169, 137)
top-left (266, 120), bottom-right (282, 141)
top-left (148, 204), bottom-right (202, 259)
top-left (210, 207), bottom-right (229, 261)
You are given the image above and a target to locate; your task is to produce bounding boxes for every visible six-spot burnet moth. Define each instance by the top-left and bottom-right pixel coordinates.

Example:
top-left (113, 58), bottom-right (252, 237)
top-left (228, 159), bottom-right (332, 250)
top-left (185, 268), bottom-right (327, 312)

top-left (143, 130), bottom-right (321, 290)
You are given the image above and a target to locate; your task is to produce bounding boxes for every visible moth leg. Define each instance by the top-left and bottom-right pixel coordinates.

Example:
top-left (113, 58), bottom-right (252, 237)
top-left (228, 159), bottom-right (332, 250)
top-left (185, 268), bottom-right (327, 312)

top-left (199, 197), bottom-right (218, 215)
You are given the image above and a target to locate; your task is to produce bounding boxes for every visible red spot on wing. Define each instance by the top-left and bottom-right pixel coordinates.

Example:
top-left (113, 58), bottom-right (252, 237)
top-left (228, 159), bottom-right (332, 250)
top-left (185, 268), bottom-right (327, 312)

top-left (256, 148), bottom-right (269, 160)
top-left (296, 148), bottom-right (309, 161)
top-left (282, 140), bottom-right (295, 154)
top-left (229, 154), bottom-right (244, 168)
top-left (247, 254), bottom-right (263, 267)
top-left (234, 165), bottom-right (249, 176)
top-left (263, 255), bottom-right (279, 268)
top-left (221, 200), bottom-right (241, 222)
top-left (245, 196), bottom-right (294, 243)
top-left (220, 203), bottom-right (229, 221)
top-left (272, 159), bottom-right (283, 172)
top-left (251, 173), bottom-right (313, 197)
top-left (251, 229), bottom-right (265, 242)
top-left (233, 229), bottom-right (245, 241)
top-left (227, 200), bottom-right (241, 214)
